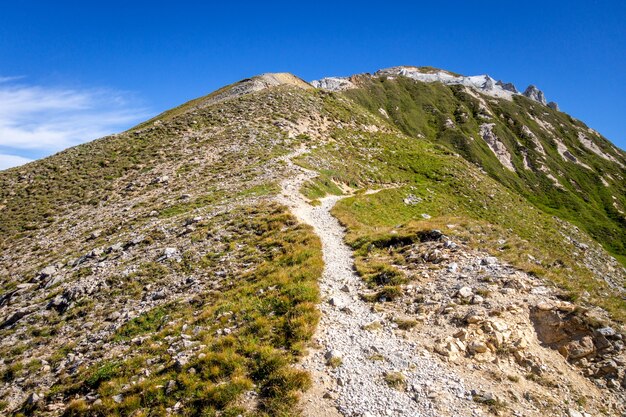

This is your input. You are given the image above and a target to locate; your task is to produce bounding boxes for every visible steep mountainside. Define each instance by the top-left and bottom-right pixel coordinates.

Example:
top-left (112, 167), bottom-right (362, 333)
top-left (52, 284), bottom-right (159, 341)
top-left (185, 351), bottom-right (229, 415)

top-left (0, 67), bottom-right (625, 417)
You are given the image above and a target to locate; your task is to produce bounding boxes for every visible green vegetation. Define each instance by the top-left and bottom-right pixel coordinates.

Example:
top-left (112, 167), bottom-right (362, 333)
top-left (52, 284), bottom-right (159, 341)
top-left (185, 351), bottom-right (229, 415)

top-left (393, 317), bottom-right (419, 330)
top-left (327, 357), bottom-right (343, 368)
top-left (32, 205), bottom-right (323, 417)
top-left (114, 305), bottom-right (170, 341)
top-left (301, 172), bottom-right (344, 200)
top-left (158, 192), bottom-right (224, 218)
top-left (295, 121), bottom-right (624, 320)
top-left (343, 76), bottom-right (626, 265)
top-left (383, 371), bottom-right (406, 390)
top-left (1, 71), bottom-right (625, 416)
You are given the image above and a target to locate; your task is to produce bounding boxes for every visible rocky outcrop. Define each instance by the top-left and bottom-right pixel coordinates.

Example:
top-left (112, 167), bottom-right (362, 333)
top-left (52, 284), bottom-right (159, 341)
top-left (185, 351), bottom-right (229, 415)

top-left (373, 67), bottom-right (518, 100)
top-left (547, 101), bottom-right (560, 111)
top-left (577, 131), bottom-right (625, 168)
top-left (313, 67), bottom-right (559, 108)
top-left (205, 72), bottom-right (312, 105)
top-left (496, 80), bottom-right (518, 93)
top-left (311, 77), bottom-right (356, 91)
top-left (479, 123), bottom-right (515, 171)
top-left (311, 66), bottom-right (559, 110)
top-left (523, 85), bottom-right (547, 105)
top-left (356, 226), bottom-right (626, 416)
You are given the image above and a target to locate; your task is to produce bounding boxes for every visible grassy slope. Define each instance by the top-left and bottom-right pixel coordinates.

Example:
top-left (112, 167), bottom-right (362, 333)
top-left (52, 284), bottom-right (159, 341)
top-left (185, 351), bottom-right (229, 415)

top-left (47, 205), bottom-right (323, 417)
top-left (342, 76), bottom-right (626, 265)
top-left (296, 90), bottom-right (625, 321)
top-left (1, 77), bottom-right (624, 416)
top-left (1, 86), bottom-right (328, 417)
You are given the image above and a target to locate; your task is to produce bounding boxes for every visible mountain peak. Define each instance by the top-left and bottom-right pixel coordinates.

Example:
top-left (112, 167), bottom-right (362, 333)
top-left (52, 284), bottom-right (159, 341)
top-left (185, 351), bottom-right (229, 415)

top-left (523, 84), bottom-right (547, 105)
top-left (208, 72), bottom-right (311, 104)
top-left (251, 72), bottom-right (312, 89)
top-left (1, 63), bottom-right (625, 417)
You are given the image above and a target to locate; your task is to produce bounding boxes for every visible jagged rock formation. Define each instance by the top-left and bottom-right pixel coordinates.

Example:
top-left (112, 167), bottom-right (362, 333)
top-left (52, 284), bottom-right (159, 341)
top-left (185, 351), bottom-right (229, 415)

top-left (313, 66), bottom-right (557, 107)
top-left (1, 66), bottom-right (625, 417)
top-left (496, 80), bottom-right (518, 93)
top-left (310, 77), bottom-right (355, 91)
top-left (523, 85), bottom-right (548, 105)
top-left (547, 101), bottom-right (559, 111)
top-left (479, 123), bottom-right (516, 171)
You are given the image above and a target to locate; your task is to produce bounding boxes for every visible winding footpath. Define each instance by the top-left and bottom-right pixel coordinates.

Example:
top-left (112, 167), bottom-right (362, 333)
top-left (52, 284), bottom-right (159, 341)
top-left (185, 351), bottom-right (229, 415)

top-left (276, 150), bottom-right (471, 417)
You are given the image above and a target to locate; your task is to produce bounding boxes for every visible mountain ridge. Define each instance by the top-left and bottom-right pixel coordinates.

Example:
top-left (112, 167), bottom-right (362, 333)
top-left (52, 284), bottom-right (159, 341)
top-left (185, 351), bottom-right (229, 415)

top-left (0, 66), bottom-right (625, 416)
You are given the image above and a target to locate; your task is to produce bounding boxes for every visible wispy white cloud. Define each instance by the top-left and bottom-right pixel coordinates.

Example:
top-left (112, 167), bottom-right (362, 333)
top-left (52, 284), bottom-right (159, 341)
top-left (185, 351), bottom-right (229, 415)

top-left (0, 76), bottom-right (149, 169)
top-left (0, 75), bottom-right (25, 84)
top-left (0, 153), bottom-right (33, 170)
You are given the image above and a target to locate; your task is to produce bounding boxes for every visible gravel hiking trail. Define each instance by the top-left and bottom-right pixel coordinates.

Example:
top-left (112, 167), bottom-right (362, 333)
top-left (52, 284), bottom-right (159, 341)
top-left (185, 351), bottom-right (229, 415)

top-left (276, 150), bottom-right (471, 417)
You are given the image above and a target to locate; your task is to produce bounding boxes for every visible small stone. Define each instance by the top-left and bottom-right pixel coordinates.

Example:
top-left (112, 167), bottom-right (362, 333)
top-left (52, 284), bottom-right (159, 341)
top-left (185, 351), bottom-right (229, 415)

top-left (89, 230), bottom-right (103, 240)
top-left (165, 379), bottom-right (177, 395)
top-left (465, 311), bottom-right (485, 324)
top-left (112, 394), bottom-right (123, 404)
top-left (421, 213), bottom-right (431, 219)
top-left (568, 409), bottom-right (584, 417)
top-left (597, 326), bottom-right (616, 337)
top-left (481, 257), bottom-right (498, 266)
top-left (151, 290), bottom-right (167, 300)
top-left (27, 392), bottom-right (42, 405)
top-left (107, 311), bottom-right (121, 321)
top-left (403, 194), bottom-right (422, 205)
top-left (163, 248), bottom-right (179, 259)
top-left (453, 329), bottom-right (467, 341)
top-left (536, 302), bottom-right (554, 311)
top-left (490, 320), bottom-right (508, 332)
top-left (324, 349), bottom-right (342, 365)
top-left (469, 341), bottom-right (489, 354)
top-left (38, 266), bottom-right (57, 279)
top-left (174, 357), bottom-right (189, 370)
top-left (457, 286), bottom-right (473, 299)
top-left (328, 297), bottom-right (343, 307)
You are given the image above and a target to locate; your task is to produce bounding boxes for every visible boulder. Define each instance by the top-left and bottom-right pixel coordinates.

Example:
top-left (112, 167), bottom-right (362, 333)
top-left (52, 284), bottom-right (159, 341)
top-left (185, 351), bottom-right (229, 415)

top-left (559, 336), bottom-right (595, 359)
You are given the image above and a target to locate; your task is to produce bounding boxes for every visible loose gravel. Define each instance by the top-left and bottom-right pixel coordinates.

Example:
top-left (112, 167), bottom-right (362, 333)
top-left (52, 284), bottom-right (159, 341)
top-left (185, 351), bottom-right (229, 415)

top-left (277, 151), bottom-right (472, 417)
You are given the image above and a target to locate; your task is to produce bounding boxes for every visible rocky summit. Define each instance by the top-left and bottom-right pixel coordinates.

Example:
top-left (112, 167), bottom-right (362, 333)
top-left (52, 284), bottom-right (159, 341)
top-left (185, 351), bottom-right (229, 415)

top-left (1, 66), bottom-right (625, 417)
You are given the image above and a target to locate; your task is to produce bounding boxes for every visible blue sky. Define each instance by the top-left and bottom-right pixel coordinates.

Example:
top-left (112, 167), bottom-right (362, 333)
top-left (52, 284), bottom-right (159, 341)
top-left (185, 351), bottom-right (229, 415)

top-left (1, 1), bottom-right (625, 169)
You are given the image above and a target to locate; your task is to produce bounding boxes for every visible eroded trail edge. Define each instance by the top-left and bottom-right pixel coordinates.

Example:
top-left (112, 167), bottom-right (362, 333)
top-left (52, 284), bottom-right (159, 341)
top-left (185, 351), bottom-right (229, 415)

top-left (276, 151), bottom-right (469, 417)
